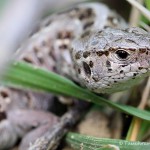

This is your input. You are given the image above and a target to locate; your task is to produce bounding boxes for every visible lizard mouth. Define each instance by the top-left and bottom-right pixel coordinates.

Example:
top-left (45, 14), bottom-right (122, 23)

top-left (83, 68), bottom-right (150, 94)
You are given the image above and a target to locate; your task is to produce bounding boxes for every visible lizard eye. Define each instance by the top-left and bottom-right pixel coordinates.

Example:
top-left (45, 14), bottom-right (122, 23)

top-left (115, 49), bottom-right (130, 60)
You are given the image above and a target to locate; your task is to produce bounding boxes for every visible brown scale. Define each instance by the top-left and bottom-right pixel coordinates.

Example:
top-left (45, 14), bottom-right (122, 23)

top-left (0, 111), bottom-right (6, 121)
top-left (81, 30), bottom-right (91, 38)
top-left (96, 51), bottom-right (103, 57)
top-left (82, 61), bottom-right (91, 77)
top-left (139, 48), bottom-right (147, 53)
top-left (106, 60), bottom-right (111, 68)
top-left (104, 51), bottom-right (109, 56)
top-left (92, 76), bottom-right (99, 82)
top-left (128, 48), bottom-right (136, 51)
top-left (22, 57), bottom-right (34, 64)
top-left (89, 61), bottom-right (94, 68)
top-left (138, 67), bottom-right (143, 70)
top-left (78, 8), bottom-right (94, 20)
top-left (56, 31), bottom-right (74, 50)
top-left (83, 51), bottom-right (91, 58)
top-left (57, 31), bottom-right (73, 39)
top-left (59, 44), bottom-right (68, 49)
top-left (83, 21), bottom-right (94, 30)
top-left (69, 7), bottom-right (96, 35)
top-left (77, 68), bottom-right (81, 74)
top-left (75, 51), bottom-right (82, 60)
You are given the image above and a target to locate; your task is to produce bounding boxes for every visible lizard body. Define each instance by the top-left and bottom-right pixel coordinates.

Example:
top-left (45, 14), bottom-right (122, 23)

top-left (0, 2), bottom-right (150, 150)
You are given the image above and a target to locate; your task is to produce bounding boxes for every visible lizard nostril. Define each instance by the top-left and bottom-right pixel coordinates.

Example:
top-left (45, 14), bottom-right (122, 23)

top-left (0, 91), bottom-right (9, 98)
top-left (0, 111), bottom-right (7, 121)
top-left (83, 61), bottom-right (91, 76)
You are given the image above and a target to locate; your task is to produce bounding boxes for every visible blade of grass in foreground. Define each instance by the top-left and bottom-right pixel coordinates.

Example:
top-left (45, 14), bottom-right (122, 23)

top-left (1, 61), bottom-right (150, 121)
top-left (66, 132), bottom-right (150, 150)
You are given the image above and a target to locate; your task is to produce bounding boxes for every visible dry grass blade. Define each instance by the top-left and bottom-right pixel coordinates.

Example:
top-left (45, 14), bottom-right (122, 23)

top-left (128, 78), bottom-right (150, 141)
top-left (139, 21), bottom-right (150, 31)
top-left (138, 78), bottom-right (150, 110)
top-left (126, 0), bottom-right (150, 21)
top-left (126, 0), bottom-right (150, 141)
top-left (129, 0), bottom-right (143, 26)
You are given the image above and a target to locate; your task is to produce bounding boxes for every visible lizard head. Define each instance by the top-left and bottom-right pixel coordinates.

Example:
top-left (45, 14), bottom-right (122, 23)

top-left (72, 27), bottom-right (150, 93)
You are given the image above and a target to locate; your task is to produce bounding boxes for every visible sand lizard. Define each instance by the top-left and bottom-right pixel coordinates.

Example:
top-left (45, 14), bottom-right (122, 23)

top-left (0, 2), bottom-right (150, 150)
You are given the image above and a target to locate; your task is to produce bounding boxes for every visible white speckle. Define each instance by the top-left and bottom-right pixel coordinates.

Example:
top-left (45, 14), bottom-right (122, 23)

top-left (126, 72), bottom-right (134, 77)
top-left (141, 69), bottom-right (147, 73)
top-left (71, 135), bottom-right (74, 139)
top-left (113, 18), bottom-right (119, 25)
top-left (108, 144), bottom-right (120, 150)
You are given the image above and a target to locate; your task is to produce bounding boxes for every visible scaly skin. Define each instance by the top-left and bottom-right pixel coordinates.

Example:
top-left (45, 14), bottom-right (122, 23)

top-left (0, 2), bottom-right (150, 150)
top-left (72, 27), bottom-right (150, 93)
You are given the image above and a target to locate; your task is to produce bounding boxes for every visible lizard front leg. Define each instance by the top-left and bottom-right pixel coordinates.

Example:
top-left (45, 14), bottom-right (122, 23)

top-left (0, 109), bottom-right (59, 150)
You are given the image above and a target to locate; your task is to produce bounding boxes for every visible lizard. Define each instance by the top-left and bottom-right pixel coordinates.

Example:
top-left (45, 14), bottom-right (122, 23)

top-left (0, 2), bottom-right (150, 150)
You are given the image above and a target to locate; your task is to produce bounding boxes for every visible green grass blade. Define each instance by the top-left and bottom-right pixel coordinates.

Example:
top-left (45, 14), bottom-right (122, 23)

top-left (1, 61), bottom-right (150, 121)
top-left (66, 132), bottom-right (150, 150)
top-left (137, 117), bottom-right (150, 140)
top-left (145, 0), bottom-right (150, 10)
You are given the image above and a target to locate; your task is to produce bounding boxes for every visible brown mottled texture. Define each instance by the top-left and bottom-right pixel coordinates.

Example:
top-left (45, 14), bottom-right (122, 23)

top-left (1, 2), bottom-right (150, 150)
top-left (72, 27), bottom-right (150, 93)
